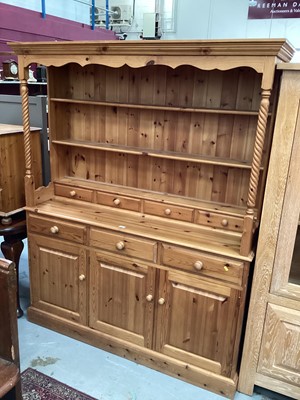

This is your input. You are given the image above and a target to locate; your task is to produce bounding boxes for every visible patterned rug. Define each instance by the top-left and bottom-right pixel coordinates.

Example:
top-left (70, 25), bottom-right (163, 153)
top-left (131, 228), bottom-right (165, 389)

top-left (21, 368), bottom-right (97, 400)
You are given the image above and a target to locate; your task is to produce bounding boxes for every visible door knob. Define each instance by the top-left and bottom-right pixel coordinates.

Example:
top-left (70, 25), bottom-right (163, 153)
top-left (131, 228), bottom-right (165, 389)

top-left (116, 241), bottom-right (125, 250)
top-left (50, 226), bottom-right (59, 234)
top-left (194, 261), bottom-right (203, 271)
top-left (221, 219), bottom-right (228, 227)
top-left (146, 294), bottom-right (153, 302)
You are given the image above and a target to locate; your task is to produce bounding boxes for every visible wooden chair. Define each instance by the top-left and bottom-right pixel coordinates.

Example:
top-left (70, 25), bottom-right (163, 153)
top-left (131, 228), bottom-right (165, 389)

top-left (0, 258), bottom-right (22, 400)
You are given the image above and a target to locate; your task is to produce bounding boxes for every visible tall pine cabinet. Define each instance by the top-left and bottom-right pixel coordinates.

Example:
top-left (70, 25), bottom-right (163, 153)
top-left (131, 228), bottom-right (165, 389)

top-left (238, 65), bottom-right (300, 399)
top-left (11, 39), bottom-right (294, 398)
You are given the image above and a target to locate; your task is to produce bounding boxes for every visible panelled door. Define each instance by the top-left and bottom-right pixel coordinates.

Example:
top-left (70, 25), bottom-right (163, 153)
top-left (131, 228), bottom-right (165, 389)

top-left (89, 251), bottom-right (156, 348)
top-left (154, 268), bottom-right (242, 378)
top-left (256, 85), bottom-right (300, 395)
top-left (29, 235), bottom-right (87, 325)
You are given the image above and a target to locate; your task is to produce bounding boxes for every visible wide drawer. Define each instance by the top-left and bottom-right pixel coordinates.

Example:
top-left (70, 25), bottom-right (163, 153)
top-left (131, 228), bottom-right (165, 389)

top-left (90, 228), bottom-right (157, 262)
top-left (96, 191), bottom-right (141, 212)
top-left (144, 200), bottom-right (193, 222)
top-left (28, 214), bottom-right (86, 244)
top-left (54, 184), bottom-right (93, 202)
top-left (162, 244), bottom-right (244, 285)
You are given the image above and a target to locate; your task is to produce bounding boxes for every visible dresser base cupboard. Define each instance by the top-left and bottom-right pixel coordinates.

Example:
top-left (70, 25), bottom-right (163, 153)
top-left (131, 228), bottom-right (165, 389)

top-left (11, 39), bottom-right (294, 398)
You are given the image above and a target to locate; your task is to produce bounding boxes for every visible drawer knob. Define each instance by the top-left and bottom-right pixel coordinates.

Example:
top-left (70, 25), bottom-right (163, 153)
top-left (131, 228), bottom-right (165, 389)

top-left (79, 274), bottom-right (86, 281)
top-left (164, 208), bottom-right (172, 216)
top-left (194, 261), bottom-right (203, 271)
top-left (50, 226), bottom-right (59, 234)
top-left (116, 241), bottom-right (125, 250)
top-left (221, 219), bottom-right (228, 227)
top-left (70, 190), bottom-right (76, 197)
top-left (224, 265), bottom-right (229, 272)
top-left (158, 297), bottom-right (165, 305)
top-left (113, 198), bottom-right (121, 206)
top-left (146, 294), bottom-right (153, 302)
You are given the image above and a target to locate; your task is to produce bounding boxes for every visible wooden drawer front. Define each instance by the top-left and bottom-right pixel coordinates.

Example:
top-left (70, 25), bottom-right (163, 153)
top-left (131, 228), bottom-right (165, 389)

top-left (96, 192), bottom-right (141, 212)
top-left (196, 211), bottom-right (243, 232)
top-left (90, 228), bottom-right (157, 262)
top-left (144, 201), bottom-right (193, 222)
top-left (162, 244), bottom-right (244, 284)
top-left (55, 184), bottom-right (93, 202)
top-left (28, 214), bottom-right (86, 244)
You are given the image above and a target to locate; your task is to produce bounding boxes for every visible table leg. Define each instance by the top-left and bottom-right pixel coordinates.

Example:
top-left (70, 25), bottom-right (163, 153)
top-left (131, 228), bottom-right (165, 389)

top-left (1, 240), bottom-right (24, 318)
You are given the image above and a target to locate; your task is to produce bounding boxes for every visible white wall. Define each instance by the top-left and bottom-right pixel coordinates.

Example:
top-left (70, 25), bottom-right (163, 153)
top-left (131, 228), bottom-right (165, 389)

top-left (95, 0), bottom-right (300, 59)
top-left (1, 0), bottom-right (90, 24)
top-left (1, 0), bottom-right (41, 13)
top-left (163, 0), bottom-right (300, 49)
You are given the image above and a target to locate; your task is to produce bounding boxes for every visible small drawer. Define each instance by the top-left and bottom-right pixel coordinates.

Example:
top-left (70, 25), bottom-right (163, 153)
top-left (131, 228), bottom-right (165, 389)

top-left (90, 228), bottom-right (157, 262)
top-left (96, 192), bottom-right (141, 212)
top-left (162, 244), bottom-right (244, 285)
top-left (54, 184), bottom-right (93, 202)
top-left (28, 214), bottom-right (86, 244)
top-left (195, 210), bottom-right (243, 232)
top-left (144, 201), bottom-right (193, 222)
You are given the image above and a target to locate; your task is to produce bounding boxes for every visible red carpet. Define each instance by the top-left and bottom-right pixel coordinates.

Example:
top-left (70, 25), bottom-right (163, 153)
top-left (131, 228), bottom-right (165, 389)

top-left (21, 368), bottom-right (97, 399)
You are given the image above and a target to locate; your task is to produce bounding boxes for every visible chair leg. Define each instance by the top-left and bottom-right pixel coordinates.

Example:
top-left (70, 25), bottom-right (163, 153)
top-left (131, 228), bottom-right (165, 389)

top-left (15, 379), bottom-right (22, 400)
top-left (1, 240), bottom-right (24, 318)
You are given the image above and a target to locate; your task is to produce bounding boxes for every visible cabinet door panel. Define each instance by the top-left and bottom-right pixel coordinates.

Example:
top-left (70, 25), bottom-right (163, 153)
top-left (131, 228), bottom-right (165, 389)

top-left (29, 235), bottom-right (87, 324)
top-left (90, 251), bottom-right (156, 348)
top-left (257, 303), bottom-right (300, 386)
top-left (155, 269), bottom-right (241, 377)
top-left (270, 99), bottom-right (300, 300)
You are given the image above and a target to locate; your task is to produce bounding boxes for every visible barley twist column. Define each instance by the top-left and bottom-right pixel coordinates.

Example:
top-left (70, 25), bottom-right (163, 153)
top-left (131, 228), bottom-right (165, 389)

top-left (241, 89), bottom-right (271, 256)
top-left (21, 78), bottom-right (35, 206)
top-left (247, 89), bottom-right (271, 214)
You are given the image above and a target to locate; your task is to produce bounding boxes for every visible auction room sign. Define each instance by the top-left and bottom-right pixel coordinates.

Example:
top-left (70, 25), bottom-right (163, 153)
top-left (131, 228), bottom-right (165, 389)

top-left (248, 0), bottom-right (300, 18)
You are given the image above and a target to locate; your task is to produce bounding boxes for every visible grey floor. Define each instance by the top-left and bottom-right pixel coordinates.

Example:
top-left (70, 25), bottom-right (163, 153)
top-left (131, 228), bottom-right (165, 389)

top-left (6, 239), bottom-right (292, 400)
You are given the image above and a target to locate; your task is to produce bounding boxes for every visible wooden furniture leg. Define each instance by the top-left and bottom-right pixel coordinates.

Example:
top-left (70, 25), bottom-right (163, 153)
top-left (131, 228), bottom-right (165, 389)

top-left (0, 211), bottom-right (27, 319)
top-left (0, 258), bottom-right (22, 400)
top-left (1, 239), bottom-right (24, 318)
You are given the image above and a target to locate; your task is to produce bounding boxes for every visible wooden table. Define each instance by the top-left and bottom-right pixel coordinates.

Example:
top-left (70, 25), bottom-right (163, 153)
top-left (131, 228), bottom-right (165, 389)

top-left (0, 211), bottom-right (27, 318)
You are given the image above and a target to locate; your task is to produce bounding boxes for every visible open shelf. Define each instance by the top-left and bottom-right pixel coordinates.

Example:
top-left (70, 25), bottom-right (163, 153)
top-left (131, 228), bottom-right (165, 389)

top-left (51, 138), bottom-right (260, 170)
top-left (50, 98), bottom-right (265, 116)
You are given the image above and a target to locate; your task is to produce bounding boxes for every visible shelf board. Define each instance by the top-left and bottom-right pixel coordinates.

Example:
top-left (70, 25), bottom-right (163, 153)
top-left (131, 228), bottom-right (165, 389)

top-left (52, 139), bottom-right (259, 170)
top-left (50, 97), bottom-right (263, 116)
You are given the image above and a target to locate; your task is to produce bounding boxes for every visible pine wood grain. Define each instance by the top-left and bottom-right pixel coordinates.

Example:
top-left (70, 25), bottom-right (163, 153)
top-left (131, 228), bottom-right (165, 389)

top-left (257, 304), bottom-right (300, 386)
top-left (0, 124), bottom-right (42, 215)
top-left (29, 234), bottom-right (87, 325)
top-left (89, 251), bottom-right (156, 348)
top-left (14, 39), bottom-right (292, 398)
top-left (238, 68), bottom-right (300, 396)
